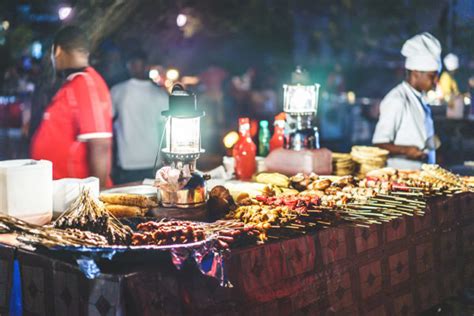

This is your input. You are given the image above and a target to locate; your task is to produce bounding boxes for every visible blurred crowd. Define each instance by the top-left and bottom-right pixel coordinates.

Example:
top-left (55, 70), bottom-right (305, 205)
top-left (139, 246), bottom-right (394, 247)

top-left (0, 49), bottom-right (291, 159)
top-left (1, 26), bottom-right (474, 186)
top-left (0, 27), bottom-right (294, 185)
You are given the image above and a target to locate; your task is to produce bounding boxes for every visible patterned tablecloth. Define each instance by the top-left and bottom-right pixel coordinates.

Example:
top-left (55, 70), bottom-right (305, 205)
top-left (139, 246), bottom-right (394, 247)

top-left (0, 193), bottom-right (473, 315)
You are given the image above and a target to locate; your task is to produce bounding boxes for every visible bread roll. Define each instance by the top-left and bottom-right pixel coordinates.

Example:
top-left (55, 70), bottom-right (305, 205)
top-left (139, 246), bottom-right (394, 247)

top-left (105, 204), bottom-right (144, 218)
top-left (99, 193), bottom-right (157, 208)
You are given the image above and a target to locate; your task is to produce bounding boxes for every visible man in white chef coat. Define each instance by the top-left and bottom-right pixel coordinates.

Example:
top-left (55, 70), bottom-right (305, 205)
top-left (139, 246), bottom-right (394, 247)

top-left (373, 32), bottom-right (441, 169)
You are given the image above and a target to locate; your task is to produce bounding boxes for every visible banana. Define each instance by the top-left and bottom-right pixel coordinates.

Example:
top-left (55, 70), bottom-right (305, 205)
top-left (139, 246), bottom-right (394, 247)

top-left (273, 185), bottom-right (283, 195)
top-left (279, 188), bottom-right (299, 196)
top-left (255, 173), bottom-right (290, 188)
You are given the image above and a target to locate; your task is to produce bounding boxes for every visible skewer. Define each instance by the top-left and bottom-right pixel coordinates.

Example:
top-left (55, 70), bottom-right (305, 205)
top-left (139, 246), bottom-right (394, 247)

top-left (316, 220), bottom-right (332, 226)
top-left (354, 223), bottom-right (371, 228)
top-left (346, 205), bottom-right (380, 210)
top-left (307, 210), bottom-right (323, 213)
top-left (391, 191), bottom-right (425, 197)
top-left (373, 195), bottom-right (425, 203)
top-left (366, 202), bottom-right (418, 210)
top-left (380, 194), bottom-right (425, 203)
top-left (287, 223), bottom-right (306, 228)
top-left (267, 236), bottom-right (280, 240)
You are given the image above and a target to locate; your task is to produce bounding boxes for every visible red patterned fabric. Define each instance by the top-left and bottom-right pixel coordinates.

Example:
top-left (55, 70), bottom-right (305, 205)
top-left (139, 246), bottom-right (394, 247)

top-left (0, 193), bottom-right (473, 315)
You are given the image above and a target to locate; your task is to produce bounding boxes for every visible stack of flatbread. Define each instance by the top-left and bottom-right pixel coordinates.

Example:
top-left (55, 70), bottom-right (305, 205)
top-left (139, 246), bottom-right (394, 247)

top-left (332, 152), bottom-right (355, 176)
top-left (351, 146), bottom-right (389, 177)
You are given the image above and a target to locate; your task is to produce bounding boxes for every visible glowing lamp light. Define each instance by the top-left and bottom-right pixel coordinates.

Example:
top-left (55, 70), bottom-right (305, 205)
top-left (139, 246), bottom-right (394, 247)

top-left (223, 131), bottom-right (239, 149)
top-left (2, 20), bottom-right (10, 31)
top-left (347, 91), bottom-right (356, 104)
top-left (149, 69), bottom-right (159, 81)
top-left (465, 96), bottom-right (471, 106)
top-left (31, 41), bottom-right (42, 59)
top-left (283, 84), bottom-right (320, 115)
top-left (162, 84), bottom-right (205, 157)
top-left (166, 117), bottom-right (201, 154)
top-left (58, 6), bottom-right (72, 20)
top-left (176, 14), bottom-right (187, 27)
top-left (166, 68), bottom-right (180, 81)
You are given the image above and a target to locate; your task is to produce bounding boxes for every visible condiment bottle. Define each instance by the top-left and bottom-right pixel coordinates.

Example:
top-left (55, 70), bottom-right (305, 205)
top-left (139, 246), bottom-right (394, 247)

top-left (269, 113), bottom-right (286, 152)
top-left (258, 120), bottom-right (270, 156)
top-left (233, 117), bottom-right (257, 180)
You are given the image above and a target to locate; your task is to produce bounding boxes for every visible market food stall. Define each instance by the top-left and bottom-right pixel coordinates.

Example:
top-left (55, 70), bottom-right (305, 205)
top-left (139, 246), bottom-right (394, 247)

top-left (1, 165), bottom-right (473, 315)
top-left (1, 80), bottom-right (474, 316)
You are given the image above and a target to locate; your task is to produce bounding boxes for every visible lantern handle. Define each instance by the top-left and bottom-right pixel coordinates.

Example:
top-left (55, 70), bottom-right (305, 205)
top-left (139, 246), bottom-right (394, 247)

top-left (152, 116), bottom-right (170, 177)
top-left (171, 83), bottom-right (185, 94)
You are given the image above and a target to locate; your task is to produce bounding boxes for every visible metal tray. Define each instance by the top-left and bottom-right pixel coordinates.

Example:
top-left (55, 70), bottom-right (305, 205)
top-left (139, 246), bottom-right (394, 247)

top-left (101, 185), bottom-right (158, 198)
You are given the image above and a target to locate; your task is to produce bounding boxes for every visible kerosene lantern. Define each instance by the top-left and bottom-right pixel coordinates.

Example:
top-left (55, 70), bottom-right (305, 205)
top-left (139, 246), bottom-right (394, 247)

top-left (283, 67), bottom-right (321, 150)
top-left (159, 84), bottom-right (206, 208)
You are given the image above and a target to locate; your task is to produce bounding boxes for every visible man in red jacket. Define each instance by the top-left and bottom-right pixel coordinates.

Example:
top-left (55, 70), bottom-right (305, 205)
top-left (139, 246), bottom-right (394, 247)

top-left (31, 26), bottom-right (113, 188)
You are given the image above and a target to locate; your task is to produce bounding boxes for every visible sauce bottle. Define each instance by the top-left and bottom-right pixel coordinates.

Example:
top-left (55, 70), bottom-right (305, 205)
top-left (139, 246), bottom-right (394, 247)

top-left (233, 118), bottom-right (257, 180)
top-left (270, 113), bottom-right (286, 152)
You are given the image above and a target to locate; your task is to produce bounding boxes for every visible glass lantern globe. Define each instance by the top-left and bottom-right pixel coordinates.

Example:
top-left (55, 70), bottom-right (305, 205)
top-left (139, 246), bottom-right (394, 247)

top-left (161, 84), bottom-right (205, 160)
top-left (165, 116), bottom-right (201, 155)
top-left (283, 84), bottom-right (320, 115)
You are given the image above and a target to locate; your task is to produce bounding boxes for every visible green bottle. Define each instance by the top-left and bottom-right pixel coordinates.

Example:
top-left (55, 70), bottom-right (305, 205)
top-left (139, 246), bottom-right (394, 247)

top-left (258, 120), bottom-right (270, 157)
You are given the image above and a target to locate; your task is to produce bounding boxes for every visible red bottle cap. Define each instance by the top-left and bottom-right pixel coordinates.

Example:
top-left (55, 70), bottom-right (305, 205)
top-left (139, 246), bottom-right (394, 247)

top-left (239, 117), bottom-right (250, 125)
top-left (275, 112), bottom-right (286, 121)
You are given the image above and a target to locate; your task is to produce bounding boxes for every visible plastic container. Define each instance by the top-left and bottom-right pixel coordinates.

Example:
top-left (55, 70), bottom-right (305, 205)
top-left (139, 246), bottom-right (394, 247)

top-left (233, 118), bottom-right (257, 180)
top-left (53, 177), bottom-right (99, 218)
top-left (264, 148), bottom-right (332, 176)
top-left (0, 159), bottom-right (53, 225)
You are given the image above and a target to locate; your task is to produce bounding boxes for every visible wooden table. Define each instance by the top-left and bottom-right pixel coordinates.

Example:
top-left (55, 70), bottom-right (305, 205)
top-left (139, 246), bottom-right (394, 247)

top-left (1, 193), bottom-right (473, 315)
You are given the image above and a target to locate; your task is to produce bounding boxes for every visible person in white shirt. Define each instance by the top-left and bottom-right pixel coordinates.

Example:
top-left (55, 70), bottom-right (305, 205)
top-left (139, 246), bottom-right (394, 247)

top-left (111, 51), bottom-right (169, 183)
top-left (373, 32), bottom-right (441, 170)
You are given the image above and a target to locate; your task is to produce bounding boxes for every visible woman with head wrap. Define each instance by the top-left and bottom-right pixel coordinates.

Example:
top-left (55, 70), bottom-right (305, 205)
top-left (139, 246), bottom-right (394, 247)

top-left (438, 53), bottom-right (460, 104)
top-left (372, 32), bottom-right (441, 169)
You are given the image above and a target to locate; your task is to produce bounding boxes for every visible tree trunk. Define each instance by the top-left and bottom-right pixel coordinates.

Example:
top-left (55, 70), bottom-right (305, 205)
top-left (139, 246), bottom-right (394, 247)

top-left (75, 0), bottom-right (143, 52)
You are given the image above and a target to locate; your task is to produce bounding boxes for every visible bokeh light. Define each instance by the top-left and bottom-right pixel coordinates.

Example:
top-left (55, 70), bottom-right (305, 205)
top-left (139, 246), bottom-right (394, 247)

top-left (166, 68), bottom-right (180, 81)
top-left (149, 69), bottom-right (159, 81)
top-left (58, 6), bottom-right (72, 20)
top-left (2, 21), bottom-right (10, 31)
top-left (347, 91), bottom-right (356, 104)
top-left (176, 14), bottom-right (187, 27)
top-left (223, 131), bottom-right (239, 149)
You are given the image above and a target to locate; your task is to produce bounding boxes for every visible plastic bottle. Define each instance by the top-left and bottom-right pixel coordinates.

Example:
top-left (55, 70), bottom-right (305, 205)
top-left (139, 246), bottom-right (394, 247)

top-left (258, 120), bottom-right (270, 156)
top-left (233, 118), bottom-right (257, 180)
top-left (269, 113), bottom-right (286, 152)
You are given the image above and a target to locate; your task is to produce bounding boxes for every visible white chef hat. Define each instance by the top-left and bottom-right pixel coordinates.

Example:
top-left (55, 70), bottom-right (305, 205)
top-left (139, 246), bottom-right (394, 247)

top-left (443, 53), bottom-right (459, 71)
top-left (401, 32), bottom-right (442, 72)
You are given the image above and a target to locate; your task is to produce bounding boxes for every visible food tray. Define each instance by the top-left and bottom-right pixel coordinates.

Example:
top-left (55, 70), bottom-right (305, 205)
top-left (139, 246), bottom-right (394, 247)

top-left (41, 234), bottom-right (216, 254)
top-left (36, 217), bottom-right (216, 255)
top-left (30, 218), bottom-right (224, 283)
top-left (101, 185), bottom-right (158, 198)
